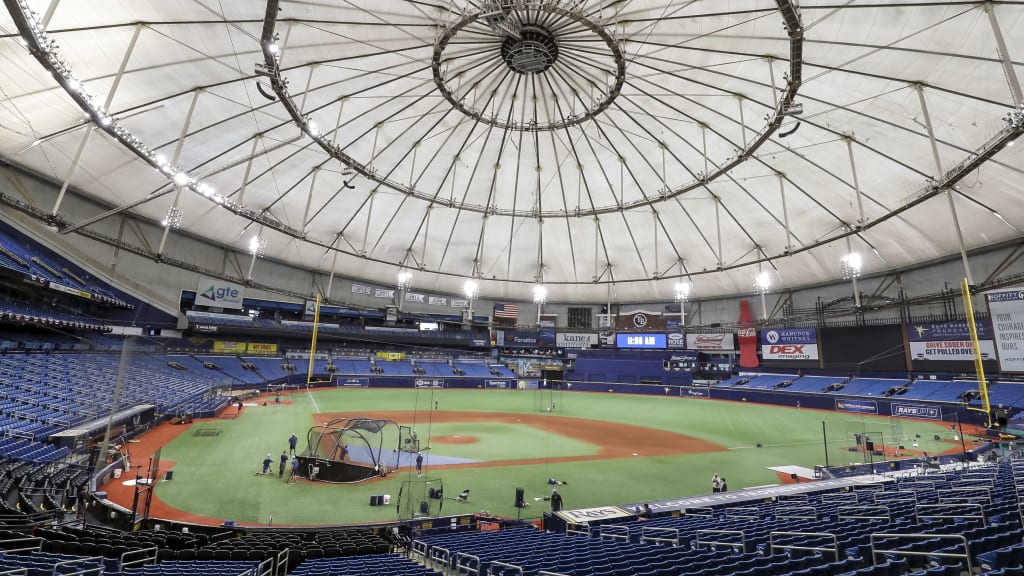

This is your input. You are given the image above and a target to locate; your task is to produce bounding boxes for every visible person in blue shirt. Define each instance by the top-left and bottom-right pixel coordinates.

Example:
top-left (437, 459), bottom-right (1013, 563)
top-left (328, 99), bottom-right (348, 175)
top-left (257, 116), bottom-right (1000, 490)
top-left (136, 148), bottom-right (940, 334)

top-left (288, 433), bottom-right (298, 455)
top-left (289, 456), bottom-right (300, 484)
top-left (260, 453), bottom-right (272, 475)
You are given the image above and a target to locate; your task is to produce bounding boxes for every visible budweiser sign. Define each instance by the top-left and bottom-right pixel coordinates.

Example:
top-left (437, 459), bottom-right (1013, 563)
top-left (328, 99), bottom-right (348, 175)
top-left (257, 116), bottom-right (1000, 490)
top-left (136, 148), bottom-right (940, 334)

top-left (685, 333), bottom-right (734, 350)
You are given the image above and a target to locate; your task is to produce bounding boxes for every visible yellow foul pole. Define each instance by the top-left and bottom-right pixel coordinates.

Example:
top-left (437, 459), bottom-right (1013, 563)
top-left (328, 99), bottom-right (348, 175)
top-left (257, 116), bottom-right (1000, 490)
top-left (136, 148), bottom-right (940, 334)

top-left (306, 294), bottom-right (322, 388)
top-left (961, 278), bottom-right (992, 427)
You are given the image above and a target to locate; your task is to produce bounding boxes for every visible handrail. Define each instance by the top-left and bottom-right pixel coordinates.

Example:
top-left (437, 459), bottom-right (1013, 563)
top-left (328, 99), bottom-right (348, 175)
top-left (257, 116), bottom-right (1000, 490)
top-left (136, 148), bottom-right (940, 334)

top-left (488, 560), bottom-right (523, 576)
top-left (50, 556), bottom-right (103, 576)
top-left (275, 548), bottom-right (289, 576)
top-left (257, 557), bottom-right (274, 576)
top-left (726, 506), bottom-right (760, 519)
top-left (837, 506), bottom-right (890, 521)
top-left (821, 493), bottom-right (858, 504)
top-left (770, 531), bottom-right (839, 562)
top-left (778, 493), bottom-right (809, 502)
top-left (0, 537), bottom-right (42, 553)
top-left (454, 551), bottom-right (481, 576)
top-left (937, 487), bottom-right (990, 504)
top-left (875, 491), bottom-right (917, 504)
top-left (0, 568), bottom-right (28, 575)
top-left (695, 529), bottom-right (746, 552)
top-left (641, 526), bottom-right (681, 547)
top-left (597, 525), bottom-right (630, 542)
top-left (869, 532), bottom-right (971, 574)
top-left (430, 545), bottom-right (451, 573)
top-left (411, 540), bottom-right (429, 562)
top-left (685, 507), bottom-right (714, 517)
top-left (538, 572), bottom-right (570, 576)
top-left (775, 506), bottom-right (817, 520)
top-left (916, 503), bottom-right (986, 527)
top-left (119, 546), bottom-right (158, 570)
top-left (853, 484), bottom-right (885, 492)
top-left (565, 523), bottom-right (590, 537)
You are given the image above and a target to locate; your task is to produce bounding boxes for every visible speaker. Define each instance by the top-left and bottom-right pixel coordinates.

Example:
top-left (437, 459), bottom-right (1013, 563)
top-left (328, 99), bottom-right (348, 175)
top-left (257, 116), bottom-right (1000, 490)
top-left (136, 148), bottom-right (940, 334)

top-left (370, 495), bottom-right (379, 506)
top-left (164, 470), bottom-right (174, 481)
top-left (514, 487), bottom-right (525, 508)
top-left (864, 441), bottom-right (874, 451)
top-left (419, 501), bottom-right (429, 514)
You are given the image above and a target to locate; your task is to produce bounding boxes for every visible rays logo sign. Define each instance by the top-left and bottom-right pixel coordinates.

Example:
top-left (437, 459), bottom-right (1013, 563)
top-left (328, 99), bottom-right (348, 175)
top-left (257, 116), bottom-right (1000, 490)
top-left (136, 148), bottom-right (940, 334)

top-left (196, 276), bottom-right (244, 309)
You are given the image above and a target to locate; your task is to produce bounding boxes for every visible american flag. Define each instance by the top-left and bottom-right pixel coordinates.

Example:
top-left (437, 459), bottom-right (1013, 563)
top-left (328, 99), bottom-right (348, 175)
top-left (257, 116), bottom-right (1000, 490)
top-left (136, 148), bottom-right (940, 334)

top-left (493, 303), bottom-right (519, 320)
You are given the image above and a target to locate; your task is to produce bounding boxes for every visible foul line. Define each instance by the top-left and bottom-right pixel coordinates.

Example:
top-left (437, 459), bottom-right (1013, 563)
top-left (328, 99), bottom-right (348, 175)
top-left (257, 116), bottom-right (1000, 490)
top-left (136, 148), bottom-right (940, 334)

top-left (307, 386), bottom-right (320, 414)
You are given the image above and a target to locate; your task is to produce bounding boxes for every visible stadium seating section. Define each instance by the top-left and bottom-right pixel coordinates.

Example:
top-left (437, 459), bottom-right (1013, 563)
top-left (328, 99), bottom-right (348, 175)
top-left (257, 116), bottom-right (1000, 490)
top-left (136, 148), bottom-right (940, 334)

top-left (4, 461), bottom-right (1018, 575)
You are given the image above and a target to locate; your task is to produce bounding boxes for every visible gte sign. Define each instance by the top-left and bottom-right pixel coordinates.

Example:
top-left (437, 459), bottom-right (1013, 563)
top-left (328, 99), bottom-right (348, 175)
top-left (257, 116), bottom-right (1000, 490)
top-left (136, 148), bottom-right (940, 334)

top-left (195, 276), bottom-right (244, 309)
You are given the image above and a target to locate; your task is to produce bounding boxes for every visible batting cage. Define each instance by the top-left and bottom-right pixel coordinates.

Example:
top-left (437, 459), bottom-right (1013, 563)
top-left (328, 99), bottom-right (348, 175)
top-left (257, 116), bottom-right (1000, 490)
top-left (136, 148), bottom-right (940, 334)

top-left (299, 417), bottom-right (401, 483)
top-left (533, 380), bottom-right (566, 413)
top-left (396, 477), bottom-right (445, 520)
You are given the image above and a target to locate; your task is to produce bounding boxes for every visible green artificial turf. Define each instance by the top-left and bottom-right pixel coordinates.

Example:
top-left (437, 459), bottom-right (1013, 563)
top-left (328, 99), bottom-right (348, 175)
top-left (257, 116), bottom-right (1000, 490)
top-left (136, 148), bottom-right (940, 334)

top-left (153, 389), bottom-right (961, 525)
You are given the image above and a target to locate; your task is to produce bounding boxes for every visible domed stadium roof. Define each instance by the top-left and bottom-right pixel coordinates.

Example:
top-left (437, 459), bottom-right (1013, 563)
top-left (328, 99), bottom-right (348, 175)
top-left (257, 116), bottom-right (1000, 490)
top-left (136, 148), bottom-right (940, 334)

top-left (1, 0), bottom-right (1021, 303)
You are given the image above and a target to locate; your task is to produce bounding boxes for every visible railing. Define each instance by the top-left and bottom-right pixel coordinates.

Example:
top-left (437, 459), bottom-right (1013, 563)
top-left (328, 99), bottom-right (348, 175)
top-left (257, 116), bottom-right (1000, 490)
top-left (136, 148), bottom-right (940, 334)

top-left (938, 487), bottom-right (991, 505)
top-left (641, 526), bottom-right (681, 547)
top-left (51, 557), bottom-right (103, 576)
top-left (119, 546), bottom-right (157, 570)
top-left (726, 506), bottom-right (760, 519)
top-left (0, 568), bottom-right (28, 575)
top-left (770, 532), bottom-right (840, 562)
top-left (685, 507), bottom-right (714, 518)
top-left (869, 533), bottom-right (971, 574)
top-left (775, 506), bottom-right (817, 520)
top-left (430, 545), bottom-right (452, 573)
top-left (874, 491), bottom-right (916, 505)
top-left (488, 561), bottom-right (523, 576)
top-left (454, 551), bottom-right (480, 576)
top-left (695, 529), bottom-right (746, 552)
top-left (821, 493), bottom-right (858, 504)
top-left (596, 525), bottom-right (630, 542)
top-left (257, 557), bottom-right (274, 576)
top-left (274, 548), bottom-right (289, 576)
top-left (837, 506), bottom-right (890, 521)
top-left (915, 503), bottom-right (986, 526)
top-left (0, 537), bottom-right (42, 553)
top-left (565, 523), bottom-right (590, 537)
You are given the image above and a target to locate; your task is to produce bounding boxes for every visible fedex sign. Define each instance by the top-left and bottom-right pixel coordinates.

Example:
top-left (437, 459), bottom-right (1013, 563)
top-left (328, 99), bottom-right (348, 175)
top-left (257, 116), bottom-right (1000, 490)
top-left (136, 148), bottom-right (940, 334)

top-left (195, 276), bottom-right (244, 309)
top-left (761, 329), bottom-right (818, 360)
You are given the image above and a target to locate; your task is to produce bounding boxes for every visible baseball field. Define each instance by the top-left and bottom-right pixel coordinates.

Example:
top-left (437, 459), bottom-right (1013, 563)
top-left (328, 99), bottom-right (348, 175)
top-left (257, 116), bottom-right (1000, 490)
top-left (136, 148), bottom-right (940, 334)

top-left (99, 388), bottom-right (969, 526)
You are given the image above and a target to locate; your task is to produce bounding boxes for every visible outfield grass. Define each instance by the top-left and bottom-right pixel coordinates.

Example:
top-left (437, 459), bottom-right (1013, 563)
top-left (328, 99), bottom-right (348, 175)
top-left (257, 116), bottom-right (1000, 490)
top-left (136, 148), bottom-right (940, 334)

top-left (152, 389), bottom-right (960, 525)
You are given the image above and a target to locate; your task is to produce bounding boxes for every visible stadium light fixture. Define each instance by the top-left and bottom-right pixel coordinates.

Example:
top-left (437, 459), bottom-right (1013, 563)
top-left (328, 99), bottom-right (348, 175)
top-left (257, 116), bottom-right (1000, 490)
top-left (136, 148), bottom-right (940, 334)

top-left (753, 270), bottom-right (771, 295)
top-left (396, 269), bottom-right (412, 290)
top-left (464, 279), bottom-right (479, 300)
top-left (841, 252), bottom-right (862, 279)
top-left (533, 284), bottom-right (547, 304)
top-left (674, 280), bottom-right (691, 302)
top-left (249, 235), bottom-right (267, 257)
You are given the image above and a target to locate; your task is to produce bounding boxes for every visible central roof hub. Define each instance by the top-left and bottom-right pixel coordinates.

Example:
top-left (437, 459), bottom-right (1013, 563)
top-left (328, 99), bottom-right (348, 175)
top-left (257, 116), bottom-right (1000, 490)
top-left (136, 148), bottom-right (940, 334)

top-left (501, 25), bottom-right (559, 74)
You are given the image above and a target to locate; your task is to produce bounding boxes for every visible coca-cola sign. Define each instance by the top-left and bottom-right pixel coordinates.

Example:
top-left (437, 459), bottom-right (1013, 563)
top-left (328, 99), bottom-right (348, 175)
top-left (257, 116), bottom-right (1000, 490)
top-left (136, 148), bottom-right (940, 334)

top-left (685, 333), bottom-right (734, 350)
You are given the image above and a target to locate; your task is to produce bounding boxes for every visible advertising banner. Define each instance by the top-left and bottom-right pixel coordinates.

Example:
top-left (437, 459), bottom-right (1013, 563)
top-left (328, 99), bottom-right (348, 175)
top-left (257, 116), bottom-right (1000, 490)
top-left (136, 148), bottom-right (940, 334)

top-left (834, 398), bottom-right (878, 414)
top-left (428, 296), bottom-right (448, 306)
top-left (680, 387), bottom-right (708, 398)
top-left (450, 298), bottom-right (469, 309)
top-left (615, 311), bottom-right (669, 331)
top-left (485, 380), bottom-right (511, 389)
top-left (405, 292), bottom-right (425, 303)
top-left (375, 351), bottom-right (406, 361)
top-left (538, 328), bottom-right (556, 348)
top-left (666, 331), bottom-right (686, 349)
top-left (498, 330), bottom-right (538, 348)
top-left (351, 283), bottom-right (372, 295)
top-left (556, 333), bottom-right (599, 348)
top-left (558, 506), bottom-right (633, 524)
top-left (737, 300), bottom-right (758, 367)
top-left (213, 340), bottom-right (245, 352)
top-left (906, 320), bottom-right (996, 361)
top-left (414, 378), bottom-right (445, 388)
top-left (195, 276), bottom-right (244, 309)
top-left (616, 333), bottom-right (667, 349)
top-left (761, 328), bottom-right (819, 360)
top-left (337, 377), bottom-right (369, 387)
top-left (247, 342), bottom-right (278, 354)
top-left (891, 403), bottom-right (941, 420)
top-left (987, 288), bottom-right (1024, 372)
top-left (686, 333), bottom-right (735, 351)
